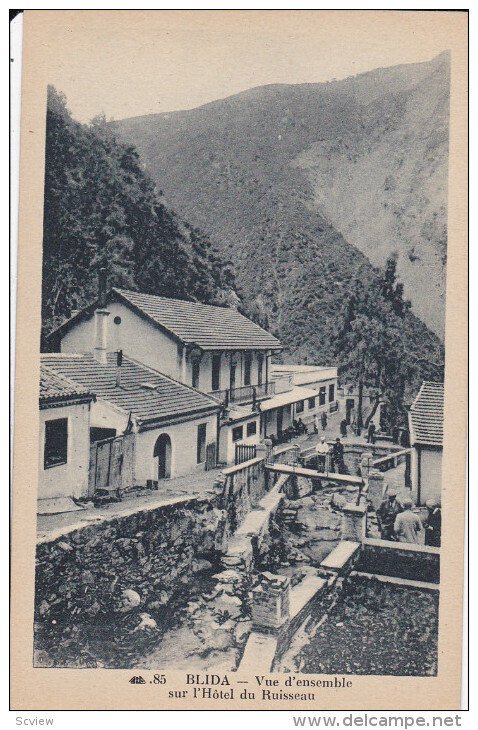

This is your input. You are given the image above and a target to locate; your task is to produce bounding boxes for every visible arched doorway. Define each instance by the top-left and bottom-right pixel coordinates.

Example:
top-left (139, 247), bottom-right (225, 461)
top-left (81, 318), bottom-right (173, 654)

top-left (153, 434), bottom-right (172, 480)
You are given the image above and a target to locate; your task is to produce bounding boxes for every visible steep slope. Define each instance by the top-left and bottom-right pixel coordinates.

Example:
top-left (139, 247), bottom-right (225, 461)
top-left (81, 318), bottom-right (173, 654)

top-left (293, 55), bottom-right (449, 336)
top-left (115, 53), bottom-right (449, 345)
top-left (41, 87), bottom-right (236, 346)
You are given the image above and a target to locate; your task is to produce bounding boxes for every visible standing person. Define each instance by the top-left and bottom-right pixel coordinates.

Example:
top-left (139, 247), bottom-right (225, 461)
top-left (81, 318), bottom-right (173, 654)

top-left (313, 413), bottom-right (319, 434)
top-left (331, 437), bottom-right (345, 473)
top-left (321, 410), bottom-right (328, 431)
top-left (340, 418), bottom-right (347, 438)
top-left (376, 488), bottom-right (402, 540)
top-left (367, 422), bottom-right (376, 444)
top-left (394, 498), bottom-right (423, 544)
top-left (350, 408), bottom-right (357, 435)
top-left (315, 436), bottom-right (330, 473)
top-left (424, 499), bottom-right (442, 547)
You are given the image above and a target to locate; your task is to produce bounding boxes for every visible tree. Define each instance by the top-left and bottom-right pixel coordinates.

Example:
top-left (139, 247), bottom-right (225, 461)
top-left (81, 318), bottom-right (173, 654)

top-left (41, 86), bottom-right (237, 346)
top-left (334, 256), bottom-right (430, 434)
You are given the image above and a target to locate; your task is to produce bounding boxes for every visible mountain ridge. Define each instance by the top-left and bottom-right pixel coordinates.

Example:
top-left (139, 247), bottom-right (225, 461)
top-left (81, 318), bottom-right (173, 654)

top-left (114, 54), bottom-right (448, 356)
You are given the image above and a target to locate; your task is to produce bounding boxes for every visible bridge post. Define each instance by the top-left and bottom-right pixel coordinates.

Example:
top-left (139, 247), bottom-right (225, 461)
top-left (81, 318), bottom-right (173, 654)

top-left (367, 470), bottom-right (386, 511)
top-left (251, 572), bottom-right (291, 631)
top-left (341, 503), bottom-right (367, 542)
top-left (360, 451), bottom-right (374, 480)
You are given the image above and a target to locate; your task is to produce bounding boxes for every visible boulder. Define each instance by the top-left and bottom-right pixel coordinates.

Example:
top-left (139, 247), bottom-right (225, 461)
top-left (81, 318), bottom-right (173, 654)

top-left (191, 558), bottom-right (213, 574)
top-left (214, 593), bottom-right (243, 619)
top-left (134, 612), bottom-right (158, 631)
top-left (212, 569), bottom-right (242, 584)
top-left (117, 588), bottom-right (141, 613)
top-left (234, 620), bottom-right (252, 645)
top-left (57, 541), bottom-right (73, 552)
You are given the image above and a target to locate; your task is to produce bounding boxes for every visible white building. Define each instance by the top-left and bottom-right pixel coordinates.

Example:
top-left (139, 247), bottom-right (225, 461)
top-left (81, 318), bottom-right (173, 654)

top-left (50, 287), bottom-right (281, 401)
top-left (48, 285), bottom-right (339, 465)
top-left (49, 287), bottom-right (282, 463)
top-left (269, 364), bottom-right (339, 433)
top-left (41, 351), bottom-right (221, 485)
top-left (39, 365), bottom-right (95, 504)
top-left (408, 381), bottom-right (444, 506)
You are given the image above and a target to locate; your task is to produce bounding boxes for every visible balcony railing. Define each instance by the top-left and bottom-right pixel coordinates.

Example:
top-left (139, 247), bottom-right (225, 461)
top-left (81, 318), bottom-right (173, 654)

top-left (208, 381), bottom-right (275, 406)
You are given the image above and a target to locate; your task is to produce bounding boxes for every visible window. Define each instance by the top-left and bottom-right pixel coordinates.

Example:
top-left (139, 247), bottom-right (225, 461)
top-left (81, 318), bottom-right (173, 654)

top-left (296, 400), bottom-right (304, 414)
top-left (192, 359), bottom-right (200, 389)
top-left (329, 383), bottom-right (335, 403)
top-left (197, 423), bottom-right (207, 463)
top-left (232, 425), bottom-right (244, 442)
top-left (113, 316), bottom-right (122, 325)
top-left (257, 354), bottom-right (264, 387)
top-left (244, 353), bottom-right (252, 386)
top-left (319, 387), bottom-right (326, 406)
top-left (44, 418), bottom-right (68, 469)
top-left (308, 397), bottom-right (316, 410)
top-left (90, 427), bottom-right (116, 444)
top-left (247, 421), bottom-right (257, 437)
top-left (211, 354), bottom-right (221, 392)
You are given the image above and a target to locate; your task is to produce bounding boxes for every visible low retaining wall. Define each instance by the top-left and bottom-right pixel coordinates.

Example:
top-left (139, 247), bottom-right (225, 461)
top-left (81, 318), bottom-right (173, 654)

top-left (357, 538), bottom-right (440, 584)
top-left (220, 457), bottom-right (270, 533)
top-left (239, 541), bottom-right (362, 672)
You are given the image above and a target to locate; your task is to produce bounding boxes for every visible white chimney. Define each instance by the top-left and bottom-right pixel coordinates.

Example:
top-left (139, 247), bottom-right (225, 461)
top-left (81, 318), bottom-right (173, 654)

top-left (94, 308), bottom-right (110, 364)
top-left (93, 268), bottom-right (110, 364)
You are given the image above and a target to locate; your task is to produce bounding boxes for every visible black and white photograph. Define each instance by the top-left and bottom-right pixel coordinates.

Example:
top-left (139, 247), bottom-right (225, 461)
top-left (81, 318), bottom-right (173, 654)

top-left (11, 9), bottom-right (468, 712)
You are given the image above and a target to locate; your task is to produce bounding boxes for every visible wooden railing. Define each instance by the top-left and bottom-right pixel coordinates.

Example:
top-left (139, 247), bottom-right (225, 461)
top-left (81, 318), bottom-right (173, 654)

top-left (373, 448), bottom-right (412, 489)
top-left (372, 448), bottom-right (411, 471)
top-left (235, 443), bottom-right (257, 465)
top-left (208, 381), bottom-right (275, 405)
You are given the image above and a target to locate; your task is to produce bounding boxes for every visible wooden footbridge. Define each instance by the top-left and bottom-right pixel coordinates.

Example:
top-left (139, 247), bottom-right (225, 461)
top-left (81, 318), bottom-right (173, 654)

top-left (266, 462), bottom-right (364, 487)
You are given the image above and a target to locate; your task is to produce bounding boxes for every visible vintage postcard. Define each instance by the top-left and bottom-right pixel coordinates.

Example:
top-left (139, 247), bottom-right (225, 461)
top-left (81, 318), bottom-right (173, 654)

top-left (11, 10), bottom-right (468, 711)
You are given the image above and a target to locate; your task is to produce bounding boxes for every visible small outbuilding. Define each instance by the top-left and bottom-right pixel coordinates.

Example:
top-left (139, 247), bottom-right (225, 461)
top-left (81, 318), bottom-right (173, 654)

top-left (41, 352), bottom-right (221, 487)
top-left (408, 381), bottom-right (444, 506)
top-left (39, 364), bottom-right (95, 505)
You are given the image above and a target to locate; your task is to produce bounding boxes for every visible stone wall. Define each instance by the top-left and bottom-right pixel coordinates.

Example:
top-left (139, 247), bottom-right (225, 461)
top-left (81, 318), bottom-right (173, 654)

top-left (221, 457), bottom-right (270, 534)
top-left (280, 484), bottom-right (360, 566)
top-left (34, 495), bottom-right (227, 668)
top-left (357, 539), bottom-right (440, 583)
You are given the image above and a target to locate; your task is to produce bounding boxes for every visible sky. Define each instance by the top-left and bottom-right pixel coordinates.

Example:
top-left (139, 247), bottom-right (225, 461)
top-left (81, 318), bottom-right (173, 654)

top-left (35, 10), bottom-right (456, 123)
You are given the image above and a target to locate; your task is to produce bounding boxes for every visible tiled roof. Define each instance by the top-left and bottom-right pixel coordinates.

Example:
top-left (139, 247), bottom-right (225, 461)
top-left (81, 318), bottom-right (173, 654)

top-left (40, 353), bottom-right (220, 427)
top-left (113, 289), bottom-right (281, 350)
top-left (409, 381), bottom-right (444, 447)
top-left (40, 364), bottom-right (94, 405)
top-left (49, 288), bottom-right (282, 351)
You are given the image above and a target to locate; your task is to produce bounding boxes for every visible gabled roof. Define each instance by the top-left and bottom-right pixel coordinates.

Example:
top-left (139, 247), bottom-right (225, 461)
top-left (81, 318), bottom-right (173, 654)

top-left (40, 364), bottom-right (95, 407)
top-left (409, 381), bottom-right (444, 447)
top-left (40, 353), bottom-right (220, 427)
top-left (49, 288), bottom-right (282, 351)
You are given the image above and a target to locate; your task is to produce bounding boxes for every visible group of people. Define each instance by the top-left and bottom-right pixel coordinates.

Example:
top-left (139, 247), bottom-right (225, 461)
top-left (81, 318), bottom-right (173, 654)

top-left (315, 436), bottom-right (345, 474)
top-left (340, 416), bottom-right (377, 442)
top-left (376, 489), bottom-right (441, 546)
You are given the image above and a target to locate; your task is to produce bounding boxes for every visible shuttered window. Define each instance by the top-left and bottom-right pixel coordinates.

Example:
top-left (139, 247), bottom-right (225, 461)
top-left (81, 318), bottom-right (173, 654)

top-left (44, 418), bottom-right (68, 469)
top-left (247, 421), bottom-right (257, 437)
top-left (232, 426), bottom-right (244, 442)
top-left (197, 423), bottom-right (207, 463)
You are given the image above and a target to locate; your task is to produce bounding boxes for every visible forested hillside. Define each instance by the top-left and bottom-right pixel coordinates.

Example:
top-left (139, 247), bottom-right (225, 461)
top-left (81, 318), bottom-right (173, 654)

top-left (41, 87), bottom-right (236, 346)
top-left (116, 53), bottom-right (449, 339)
top-left (41, 82), bottom-right (444, 407)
